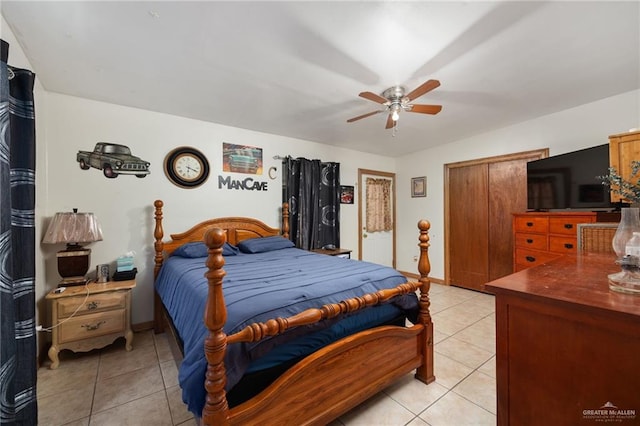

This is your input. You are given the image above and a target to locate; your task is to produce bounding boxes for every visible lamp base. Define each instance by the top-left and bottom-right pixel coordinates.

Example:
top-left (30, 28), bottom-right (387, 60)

top-left (608, 270), bottom-right (640, 295)
top-left (57, 248), bottom-right (91, 287)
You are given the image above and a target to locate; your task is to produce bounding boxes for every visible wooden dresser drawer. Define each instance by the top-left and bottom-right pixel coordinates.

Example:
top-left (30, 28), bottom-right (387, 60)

top-left (514, 232), bottom-right (547, 250)
top-left (513, 212), bottom-right (612, 272)
top-left (514, 248), bottom-right (559, 268)
top-left (549, 236), bottom-right (578, 254)
top-left (57, 309), bottom-right (125, 344)
top-left (57, 292), bottom-right (126, 318)
top-left (514, 216), bottom-right (548, 233)
top-left (549, 216), bottom-right (594, 236)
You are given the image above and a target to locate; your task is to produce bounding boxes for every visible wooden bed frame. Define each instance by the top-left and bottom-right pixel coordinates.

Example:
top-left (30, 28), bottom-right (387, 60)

top-left (152, 199), bottom-right (435, 425)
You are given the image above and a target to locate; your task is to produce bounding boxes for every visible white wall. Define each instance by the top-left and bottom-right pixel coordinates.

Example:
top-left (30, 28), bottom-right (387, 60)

top-left (395, 89), bottom-right (640, 281)
top-left (42, 93), bottom-right (396, 325)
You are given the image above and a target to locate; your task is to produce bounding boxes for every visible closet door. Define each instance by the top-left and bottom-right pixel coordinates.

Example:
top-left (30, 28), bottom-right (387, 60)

top-left (449, 164), bottom-right (489, 291)
top-left (488, 159), bottom-right (528, 281)
top-left (446, 149), bottom-right (548, 292)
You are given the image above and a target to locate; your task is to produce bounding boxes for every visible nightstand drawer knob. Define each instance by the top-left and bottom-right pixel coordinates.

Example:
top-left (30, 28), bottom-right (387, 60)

top-left (82, 321), bottom-right (106, 331)
top-left (87, 301), bottom-right (99, 310)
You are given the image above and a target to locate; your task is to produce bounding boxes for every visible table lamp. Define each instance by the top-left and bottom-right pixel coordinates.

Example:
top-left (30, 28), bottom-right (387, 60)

top-left (42, 209), bottom-right (103, 286)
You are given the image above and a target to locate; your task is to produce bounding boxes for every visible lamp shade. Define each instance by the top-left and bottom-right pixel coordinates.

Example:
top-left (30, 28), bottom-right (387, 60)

top-left (42, 211), bottom-right (103, 246)
top-left (43, 210), bottom-right (103, 286)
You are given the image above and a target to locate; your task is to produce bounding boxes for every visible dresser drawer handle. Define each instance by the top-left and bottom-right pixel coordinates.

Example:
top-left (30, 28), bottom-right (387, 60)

top-left (525, 256), bottom-right (536, 262)
top-left (564, 224), bottom-right (573, 229)
top-left (526, 222), bottom-right (534, 227)
top-left (526, 239), bottom-right (533, 244)
top-left (564, 243), bottom-right (574, 249)
top-left (81, 321), bottom-right (105, 331)
top-left (87, 301), bottom-right (99, 310)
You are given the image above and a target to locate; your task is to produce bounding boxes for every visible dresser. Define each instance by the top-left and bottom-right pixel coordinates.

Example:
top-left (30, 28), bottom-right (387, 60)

top-left (46, 279), bottom-right (135, 369)
top-left (512, 211), bottom-right (619, 271)
top-left (486, 254), bottom-right (640, 425)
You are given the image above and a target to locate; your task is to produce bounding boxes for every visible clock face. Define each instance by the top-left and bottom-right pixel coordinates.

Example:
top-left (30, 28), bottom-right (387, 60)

top-left (164, 147), bottom-right (210, 188)
top-left (174, 153), bottom-right (204, 182)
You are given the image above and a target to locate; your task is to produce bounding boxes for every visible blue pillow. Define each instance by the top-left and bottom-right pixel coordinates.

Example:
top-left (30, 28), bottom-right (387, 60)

top-left (172, 241), bottom-right (238, 258)
top-left (237, 235), bottom-right (295, 254)
top-left (223, 242), bottom-right (240, 256)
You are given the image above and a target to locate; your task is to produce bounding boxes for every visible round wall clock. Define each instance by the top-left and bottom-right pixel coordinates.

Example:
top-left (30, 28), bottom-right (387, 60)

top-left (164, 146), bottom-right (210, 188)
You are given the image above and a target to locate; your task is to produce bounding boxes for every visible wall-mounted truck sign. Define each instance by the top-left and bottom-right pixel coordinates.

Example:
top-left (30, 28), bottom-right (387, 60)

top-left (77, 142), bottom-right (150, 179)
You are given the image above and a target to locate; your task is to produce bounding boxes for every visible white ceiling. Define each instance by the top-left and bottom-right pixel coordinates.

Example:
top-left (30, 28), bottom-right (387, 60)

top-left (2, 1), bottom-right (639, 157)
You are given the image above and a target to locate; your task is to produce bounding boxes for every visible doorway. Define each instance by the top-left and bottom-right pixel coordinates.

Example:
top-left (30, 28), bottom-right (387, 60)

top-left (358, 169), bottom-right (396, 267)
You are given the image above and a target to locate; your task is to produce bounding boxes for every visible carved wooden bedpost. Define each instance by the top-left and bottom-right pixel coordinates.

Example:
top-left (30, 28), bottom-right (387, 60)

top-left (282, 202), bottom-right (290, 239)
top-left (202, 228), bottom-right (230, 425)
top-left (153, 200), bottom-right (165, 333)
top-left (415, 219), bottom-right (435, 384)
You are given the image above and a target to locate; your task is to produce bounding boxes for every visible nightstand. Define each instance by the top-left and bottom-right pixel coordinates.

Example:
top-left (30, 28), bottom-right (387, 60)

top-left (311, 248), bottom-right (352, 258)
top-left (45, 279), bottom-right (136, 369)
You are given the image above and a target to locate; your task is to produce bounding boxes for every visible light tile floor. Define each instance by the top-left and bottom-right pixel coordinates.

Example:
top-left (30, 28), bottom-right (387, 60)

top-left (38, 283), bottom-right (496, 425)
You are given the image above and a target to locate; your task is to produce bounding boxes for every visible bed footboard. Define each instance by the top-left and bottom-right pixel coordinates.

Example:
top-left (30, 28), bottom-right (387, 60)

top-left (230, 325), bottom-right (424, 425)
top-left (201, 220), bottom-right (434, 425)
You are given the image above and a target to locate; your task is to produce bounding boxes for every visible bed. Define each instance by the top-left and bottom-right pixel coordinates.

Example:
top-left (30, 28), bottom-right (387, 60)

top-left (152, 199), bottom-right (434, 425)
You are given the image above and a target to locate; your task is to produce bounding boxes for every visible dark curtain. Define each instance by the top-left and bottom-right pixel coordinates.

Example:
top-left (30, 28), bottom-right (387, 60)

top-left (0, 39), bottom-right (38, 425)
top-left (282, 157), bottom-right (340, 250)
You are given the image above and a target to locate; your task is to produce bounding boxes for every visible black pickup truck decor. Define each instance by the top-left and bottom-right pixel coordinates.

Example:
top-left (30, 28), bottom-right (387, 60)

top-left (77, 142), bottom-right (150, 179)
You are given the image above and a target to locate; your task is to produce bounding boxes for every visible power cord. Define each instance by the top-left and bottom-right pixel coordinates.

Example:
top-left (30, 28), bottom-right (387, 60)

top-left (36, 281), bottom-right (92, 333)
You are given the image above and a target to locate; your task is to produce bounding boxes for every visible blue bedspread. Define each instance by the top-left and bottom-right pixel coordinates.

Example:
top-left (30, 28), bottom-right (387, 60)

top-left (155, 247), bottom-right (416, 415)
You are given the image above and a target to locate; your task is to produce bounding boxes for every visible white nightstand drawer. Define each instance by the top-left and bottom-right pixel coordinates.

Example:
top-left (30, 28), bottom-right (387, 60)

top-left (57, 309), bottom-right (125, 344)
top-left (57, 291), bottom-right (126, 318)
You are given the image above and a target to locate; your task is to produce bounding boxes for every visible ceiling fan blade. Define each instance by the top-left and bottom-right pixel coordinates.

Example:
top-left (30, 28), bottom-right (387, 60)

top-left (408, 104), bottom-right (443, 115)
top-left (359, 91), bottom-right (388, 104)
top-left (346, 110), bottom-right (383, 123)
top-left (405, 79), bottom-right (440, 102)
top-left (385, 114), bottom-right (394, 129)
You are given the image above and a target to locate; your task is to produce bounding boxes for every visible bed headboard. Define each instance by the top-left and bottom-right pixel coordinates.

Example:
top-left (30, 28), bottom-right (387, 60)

top-left (153, 199), bottom-right (289, 276)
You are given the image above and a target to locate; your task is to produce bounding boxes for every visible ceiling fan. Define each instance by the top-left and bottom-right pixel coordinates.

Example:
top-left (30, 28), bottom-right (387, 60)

top-left (346, 79), bottom-right (442, 129)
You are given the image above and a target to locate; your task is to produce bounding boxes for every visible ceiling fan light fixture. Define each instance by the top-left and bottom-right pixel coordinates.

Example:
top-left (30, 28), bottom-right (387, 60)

top-left (391, 103), bottom-right (401, 121)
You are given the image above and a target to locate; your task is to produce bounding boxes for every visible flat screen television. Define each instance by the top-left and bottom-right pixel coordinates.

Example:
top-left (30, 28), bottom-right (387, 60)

top-left (527, 144), bottom-right (614, 211)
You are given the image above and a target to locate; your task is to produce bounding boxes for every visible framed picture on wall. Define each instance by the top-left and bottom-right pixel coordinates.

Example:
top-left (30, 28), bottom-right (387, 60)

top-left (340, 185), bottom-right (354, 204)
top-left (411, 177), bottom-right (426, 198)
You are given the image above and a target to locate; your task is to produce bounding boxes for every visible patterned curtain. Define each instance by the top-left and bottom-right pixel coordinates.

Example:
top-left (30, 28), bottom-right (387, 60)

top-left (282, 157), bottom-right (340, 250)
top-left (0, 39), bottom-right (38, 424)
top-left (366, 177), bottom-right (392, 232)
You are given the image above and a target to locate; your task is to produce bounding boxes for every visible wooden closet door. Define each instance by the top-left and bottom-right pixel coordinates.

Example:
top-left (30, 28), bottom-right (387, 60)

top-left (488, 159), bottom-right (528, 281)
top-left (446, 149), bottom-right (548, 292)
top-left (449, 164), bottom-right (489, 291)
